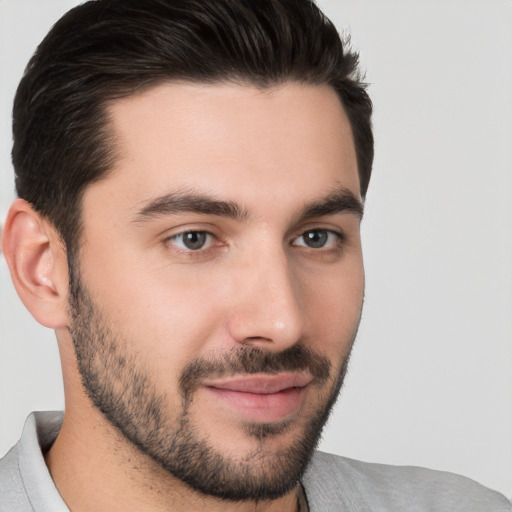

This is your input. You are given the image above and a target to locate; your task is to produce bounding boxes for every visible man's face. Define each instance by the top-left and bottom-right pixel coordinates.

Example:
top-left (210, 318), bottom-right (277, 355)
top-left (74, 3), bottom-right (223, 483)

top-left (69, 82), bottom-right (364, 500)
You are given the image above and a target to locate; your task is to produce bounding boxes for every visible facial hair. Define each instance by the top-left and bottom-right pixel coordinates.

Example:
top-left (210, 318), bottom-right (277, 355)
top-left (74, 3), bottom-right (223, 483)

top-left (68, 272), bottom-right (358, 501)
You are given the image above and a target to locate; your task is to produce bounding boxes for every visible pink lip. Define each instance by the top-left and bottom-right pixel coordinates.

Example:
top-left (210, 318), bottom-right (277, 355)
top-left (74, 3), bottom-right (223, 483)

top-left (202, 373), bottom-right (313, 422)
top-left (205, 373), bottom-right (312, 393)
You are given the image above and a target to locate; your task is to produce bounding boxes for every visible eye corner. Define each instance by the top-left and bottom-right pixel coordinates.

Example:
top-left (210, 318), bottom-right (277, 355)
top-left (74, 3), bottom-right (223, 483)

top-left (165, 229), bottom-right (217, 253)
top-left (291, 227), bottom-right (344, 250)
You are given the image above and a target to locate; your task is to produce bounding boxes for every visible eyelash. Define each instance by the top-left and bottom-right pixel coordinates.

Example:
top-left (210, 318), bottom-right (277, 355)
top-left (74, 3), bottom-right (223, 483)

top-left (166, 230), bottom-right (218, 253)
top-left (165, 227), bottom-right (345, 255)
top-left (292, 228), bottom-right (344, 250)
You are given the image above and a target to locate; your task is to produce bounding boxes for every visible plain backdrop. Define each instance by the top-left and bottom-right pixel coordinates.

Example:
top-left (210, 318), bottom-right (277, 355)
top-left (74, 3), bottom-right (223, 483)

top-left (1, 0), bottom-right (511, 498)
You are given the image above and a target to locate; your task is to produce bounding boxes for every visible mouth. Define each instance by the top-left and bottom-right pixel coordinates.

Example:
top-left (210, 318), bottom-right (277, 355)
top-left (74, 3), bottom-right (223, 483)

top-left (202, 373), bottom-right (313, 423)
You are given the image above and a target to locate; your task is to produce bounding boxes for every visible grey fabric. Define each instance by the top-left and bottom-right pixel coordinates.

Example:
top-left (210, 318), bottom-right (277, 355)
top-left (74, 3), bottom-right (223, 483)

top-left (302, 452), bottom-right (511, 511)
top-left (0, 412), bottom-right (67, 512)
top-left (1, 412), bottom-right (510, 511)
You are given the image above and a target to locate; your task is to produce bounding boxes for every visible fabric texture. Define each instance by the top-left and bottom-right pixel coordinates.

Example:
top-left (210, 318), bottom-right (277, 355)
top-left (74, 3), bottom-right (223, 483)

top-left (1, 412), bottom-right (510, 511)
top-left (302, 452), bottom-right (511, 511)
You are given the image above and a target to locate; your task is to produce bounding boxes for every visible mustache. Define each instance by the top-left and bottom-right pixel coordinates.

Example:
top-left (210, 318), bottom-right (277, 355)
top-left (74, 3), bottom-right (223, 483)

top-left (179, 344), bottom-right (331, 398)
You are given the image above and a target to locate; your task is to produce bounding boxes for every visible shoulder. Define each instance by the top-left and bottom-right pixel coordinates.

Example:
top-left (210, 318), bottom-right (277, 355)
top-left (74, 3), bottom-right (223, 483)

top-left (0, 411), bottom-right (65, 512)
top-left (302, 451), bottom-right (512, 512)
top-left (0, 445), bottom-right (33, 512)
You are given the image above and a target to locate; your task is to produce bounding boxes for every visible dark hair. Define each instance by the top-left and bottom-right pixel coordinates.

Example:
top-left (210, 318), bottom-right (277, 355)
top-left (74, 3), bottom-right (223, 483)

top-left (13, 0), bottom-right (373, 254)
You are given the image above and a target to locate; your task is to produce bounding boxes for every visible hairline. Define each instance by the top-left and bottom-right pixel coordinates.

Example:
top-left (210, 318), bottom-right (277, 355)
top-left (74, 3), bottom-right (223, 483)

top-left (66, 76), bottom-right (361, 255)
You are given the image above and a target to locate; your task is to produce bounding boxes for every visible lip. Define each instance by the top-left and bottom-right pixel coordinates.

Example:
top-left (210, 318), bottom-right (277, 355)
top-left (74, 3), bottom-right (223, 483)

top-left (204, 373), bottom-right (313, 393)
top-left (202, 373), bottom-right (313, 423)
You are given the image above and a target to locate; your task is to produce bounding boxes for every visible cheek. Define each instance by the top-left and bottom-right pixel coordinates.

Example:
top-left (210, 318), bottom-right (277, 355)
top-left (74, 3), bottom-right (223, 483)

top-left (78, 251), bottom-right (225, 384)
top-left (79, 227), bottom-right (364, 378)
top-left (299, 260), bottom-right (364, 358)
top-left (119, 287), bottom-right (216, 369)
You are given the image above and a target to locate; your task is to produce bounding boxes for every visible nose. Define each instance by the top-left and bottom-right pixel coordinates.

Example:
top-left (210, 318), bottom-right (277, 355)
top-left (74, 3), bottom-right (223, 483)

top-left (226, 249), bottom-right (304, 351)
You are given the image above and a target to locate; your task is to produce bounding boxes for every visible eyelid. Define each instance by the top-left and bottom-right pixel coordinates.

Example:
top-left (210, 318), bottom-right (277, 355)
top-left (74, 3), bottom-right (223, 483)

top-left (160, 220), bottom-right (220, 241)
top-left (291, 227), bottom-right (345, 249)
top-left (169, 230), bottom-right (213, 249)
top-left (163, 226), bottom-right (224, 256)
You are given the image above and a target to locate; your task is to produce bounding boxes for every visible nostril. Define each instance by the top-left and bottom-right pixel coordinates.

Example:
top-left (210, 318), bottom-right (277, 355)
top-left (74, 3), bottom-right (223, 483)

top-left (241, 336), bottom-right (273, 344)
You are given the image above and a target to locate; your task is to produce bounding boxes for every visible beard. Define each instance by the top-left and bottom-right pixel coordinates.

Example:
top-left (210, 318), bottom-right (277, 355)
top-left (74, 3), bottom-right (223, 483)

top-left (68, 271), bottom-right (358, 502)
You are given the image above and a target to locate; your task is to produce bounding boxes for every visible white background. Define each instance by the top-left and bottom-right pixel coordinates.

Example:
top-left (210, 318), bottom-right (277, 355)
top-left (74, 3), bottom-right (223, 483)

top-left (1, 0), bottom-right (511, 498)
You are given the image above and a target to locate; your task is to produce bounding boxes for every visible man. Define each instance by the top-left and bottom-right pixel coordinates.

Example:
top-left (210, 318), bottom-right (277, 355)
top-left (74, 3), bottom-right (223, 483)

top-left (0, 0), bottom-right (509, 510)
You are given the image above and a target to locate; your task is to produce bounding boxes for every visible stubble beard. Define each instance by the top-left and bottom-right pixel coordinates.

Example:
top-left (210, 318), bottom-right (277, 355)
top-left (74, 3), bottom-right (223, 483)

top-left (68, 270), bottom-right (358, 502)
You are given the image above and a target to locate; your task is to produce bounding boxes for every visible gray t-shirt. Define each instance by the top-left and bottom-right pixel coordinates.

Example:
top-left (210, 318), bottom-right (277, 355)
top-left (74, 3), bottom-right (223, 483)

top-left (1, 412), bottom-right (510, 511)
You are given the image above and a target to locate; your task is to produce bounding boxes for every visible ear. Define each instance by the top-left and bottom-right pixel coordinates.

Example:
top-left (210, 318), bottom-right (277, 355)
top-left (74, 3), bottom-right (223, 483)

top-left (1, 198), bottom-right (70, 328)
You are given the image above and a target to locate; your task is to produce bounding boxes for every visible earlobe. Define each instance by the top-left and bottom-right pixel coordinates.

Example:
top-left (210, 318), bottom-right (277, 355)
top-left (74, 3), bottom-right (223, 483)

top-left (1, 198), bottom-right (70, 328)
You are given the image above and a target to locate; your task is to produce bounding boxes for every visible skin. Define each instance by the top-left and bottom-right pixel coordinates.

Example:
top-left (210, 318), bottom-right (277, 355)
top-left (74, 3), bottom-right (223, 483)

top-left (2, 82), bottom-right (364, 511)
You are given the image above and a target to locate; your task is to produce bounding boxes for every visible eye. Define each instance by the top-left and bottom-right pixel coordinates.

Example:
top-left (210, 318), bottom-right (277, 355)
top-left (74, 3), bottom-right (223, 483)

top-left (292, 228), bottom-right (342, 249)
top-left (168, 230), bottom-right (214, 251)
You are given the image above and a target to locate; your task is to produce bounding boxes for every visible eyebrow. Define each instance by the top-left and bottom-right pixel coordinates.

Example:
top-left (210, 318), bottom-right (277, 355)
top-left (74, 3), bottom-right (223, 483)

top-left (298, 188), bottom-right (364, 221)
top-left (132, 186), bottom-right (363, 224)
top-left (132, 191), bottom-right (249, 223)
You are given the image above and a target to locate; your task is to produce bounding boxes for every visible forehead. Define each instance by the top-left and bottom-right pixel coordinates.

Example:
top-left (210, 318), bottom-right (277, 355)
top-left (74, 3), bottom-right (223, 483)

top-left (88, 81), bottom-right (359, 215)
